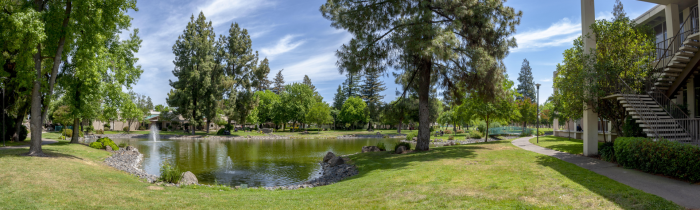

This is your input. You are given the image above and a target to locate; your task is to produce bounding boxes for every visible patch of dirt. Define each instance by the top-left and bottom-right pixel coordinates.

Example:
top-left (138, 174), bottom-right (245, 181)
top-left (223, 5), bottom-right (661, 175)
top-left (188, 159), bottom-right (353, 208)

top-left (147, 186), bottom-right (164, 190)
top-left (465, 161), bottom-right (479, 165)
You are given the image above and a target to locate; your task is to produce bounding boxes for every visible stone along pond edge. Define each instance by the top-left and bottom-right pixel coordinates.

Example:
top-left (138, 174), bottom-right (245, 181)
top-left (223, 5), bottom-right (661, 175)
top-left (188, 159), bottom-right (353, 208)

top-left (95, 133), bottom-right (407, 140)
top-left (102, 146), bottom-right (360, 191)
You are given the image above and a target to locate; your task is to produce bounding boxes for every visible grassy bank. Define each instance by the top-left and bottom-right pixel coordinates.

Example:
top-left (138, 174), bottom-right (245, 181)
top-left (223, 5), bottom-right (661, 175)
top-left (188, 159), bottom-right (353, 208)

top-left (0, 138), bottom-right (680, 209)
top-left (529, 136), bottom-right (605, 155)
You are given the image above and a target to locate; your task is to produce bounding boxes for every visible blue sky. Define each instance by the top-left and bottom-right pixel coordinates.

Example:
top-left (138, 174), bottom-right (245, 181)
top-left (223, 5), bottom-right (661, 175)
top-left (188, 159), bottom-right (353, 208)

top-left (125, 0), bottom-right (657, 107)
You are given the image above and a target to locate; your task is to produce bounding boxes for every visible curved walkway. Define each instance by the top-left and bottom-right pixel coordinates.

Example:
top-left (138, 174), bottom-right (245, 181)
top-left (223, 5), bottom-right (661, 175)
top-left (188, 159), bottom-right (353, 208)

top-left (512, 137), bottom-right (700, 209)
top-left (0, 139), bottom-right (59, 150)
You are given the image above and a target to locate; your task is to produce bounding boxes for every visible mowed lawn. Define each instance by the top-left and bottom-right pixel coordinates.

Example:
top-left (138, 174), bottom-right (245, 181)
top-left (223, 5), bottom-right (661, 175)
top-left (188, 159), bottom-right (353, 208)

top-left (529, 136), bottom-right (605, 155)
top-left (0, 139), bottom-right (680, 209)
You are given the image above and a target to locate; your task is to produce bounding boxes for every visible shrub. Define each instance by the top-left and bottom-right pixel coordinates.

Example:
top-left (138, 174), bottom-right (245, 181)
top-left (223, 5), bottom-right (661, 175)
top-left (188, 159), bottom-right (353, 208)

top-left (599, 142), bottom-right (615, 162)
top-left (89, 142), bottom-right (105, 149)
top-left (104, 124), bottom-right (110, 129)
top-left (118, 142), bottom-right (128, 148)
top-left (470, 130), bottom-right (483, 139)
top-left (448, 135), bottom-right (454, 140)
top-left (444, 130), bottom-right (452, 134)
top-left (159, 160), bottom-right (182, 183)
top-left (405, 133), bottom-right (417, 141)
top-left (537, 130), bottom-right (544, 136)
top-left (376, 142), bottom-right (386, 151)
top-left (622, 115), bottom-right (645, 137)
top-left (97, 137), bottom-right (118, 151)
top-left (17, 125), bottom-right (28, 141)
top-left (614, 137), bottom-right (700, 182)
top-left (64, 129), bottom-right (73, 137)
top-left (123, 126), bottom-right (130, 133)
top-left (456, 129), bottom-right (464, 134)
top-left (96, 129), bottom-right (104, 134)
top-left (394, 142), bottom-right (411, 151)
top-left (216, 128), bottom-right (226, 135)
top-left (138, 126), bottom-right (147, 130)
top-left (86, 125), bottom-right (94, 134)
top-left (224, 124), bottom-right (234, 131)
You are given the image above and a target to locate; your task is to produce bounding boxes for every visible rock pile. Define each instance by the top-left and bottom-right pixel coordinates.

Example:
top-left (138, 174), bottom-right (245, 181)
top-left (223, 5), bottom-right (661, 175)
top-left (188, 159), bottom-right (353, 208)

top-left (104, 146), bottom-right (158, 183)
top-left (361, 146), bottom-right (381, 153)
top-left (264, 152), bottom-right (358, 190)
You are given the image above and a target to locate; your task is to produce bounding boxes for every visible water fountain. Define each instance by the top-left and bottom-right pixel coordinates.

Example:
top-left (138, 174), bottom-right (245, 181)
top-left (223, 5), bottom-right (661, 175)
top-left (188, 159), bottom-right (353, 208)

top-left (148, 124), bottom-right (160, 142)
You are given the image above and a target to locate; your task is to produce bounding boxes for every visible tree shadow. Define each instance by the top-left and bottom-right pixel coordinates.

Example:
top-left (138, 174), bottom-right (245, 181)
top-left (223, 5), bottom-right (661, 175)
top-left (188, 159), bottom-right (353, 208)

top-left (0, 142), bottom-right (84, 160)
top-left (533, 155), bottom-right (680, 209)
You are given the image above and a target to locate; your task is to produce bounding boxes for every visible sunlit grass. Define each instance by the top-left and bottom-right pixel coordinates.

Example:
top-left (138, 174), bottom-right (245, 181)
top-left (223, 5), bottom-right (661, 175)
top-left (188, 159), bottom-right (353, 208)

top-left (0, 139), bottom-right (680, 209)
top-left (529, 136), bottom-right (604, 155)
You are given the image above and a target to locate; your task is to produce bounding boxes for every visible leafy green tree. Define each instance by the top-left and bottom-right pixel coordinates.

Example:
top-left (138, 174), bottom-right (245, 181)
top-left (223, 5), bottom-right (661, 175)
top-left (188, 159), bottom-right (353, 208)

top-left (516, 97), bottom-right (537, 131)
top-left (342, 72), bottom-right (361, 98)
top-left (233, 90), bottom-right (259, 127)
top-left (271, 69), bottom-right (285, 94)
top-left (339, 96), bottom-right (367, 130)
top-left (279, 83), bottom-right (315, 131)
top-left (470, 77), bottom-right (517, 142)
top-left (321, 0), bottom-right (522, 150)
top-left (361, 71), bottom-right (386, 130)
top-left (255, 90), bottom-right (280, 128)
top-left (154, 105), bottom-right (169, 112)
top-left (306, 102), bottom-right (333, 133)
top-left (332, 85), bottom-right (346, 111)
top-left (516, 59), bottom-right (536, 102)
top-left (168, 12), bottom-right (220, 135)
top-left (253, 58), bottom-right (271, 91)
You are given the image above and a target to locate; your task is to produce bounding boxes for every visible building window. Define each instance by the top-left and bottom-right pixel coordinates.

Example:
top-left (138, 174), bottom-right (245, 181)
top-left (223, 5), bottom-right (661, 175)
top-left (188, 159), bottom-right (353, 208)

top-left (655, 22), bottom-right (667, 58)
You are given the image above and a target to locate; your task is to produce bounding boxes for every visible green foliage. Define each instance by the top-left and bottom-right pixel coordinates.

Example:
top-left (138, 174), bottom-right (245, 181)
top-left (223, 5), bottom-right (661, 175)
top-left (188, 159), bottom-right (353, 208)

top-left (278, 83), bottom-right (316, 125)
top-left (216, 128), bottom-right (227, 135)
top-left (456, 130), bottom-right (464, 134)
top-left (622, 116), bottom-right (645, 137)
top-left (599, 142), bottom-right (615, 162)
top-left (123, 127), bottom-right (130, 133)
top-left (224, 124), bottom-right (234, 131)
top-left (306, 101), bottom-right (333, 130)
top-left (477, 122), bottom-right (501, 133)
top-left (516, 59), bottom-right (536, 102)
top-left (17, 125), bottom-right (28, 141)
top-left (394, 142), bottom-right (411, 151)
top-left (159, 160), bottom-right (182, 184)
top-left (376, 142), bottom-right (386, 151)
top-left (339, 96), bottom-right (367, 128)
top-left (470, 130), bottom-right (483, 139)
top-left (64, 129), bottom-right (73, 137)
top-left (89, 142), bottom-right (105, 150)
top-left (406, 133), bottom-right (417, 141)
top-left (614, 137), bottom-right (700, 182)
top-left (139, 126), bottom-right (147, 130)
top-left (448, 135), bottom-right (454, 140)
top-left (118, 142), bottom-right (128, 148)
top-left (96, 138), bottom-right (118, 151)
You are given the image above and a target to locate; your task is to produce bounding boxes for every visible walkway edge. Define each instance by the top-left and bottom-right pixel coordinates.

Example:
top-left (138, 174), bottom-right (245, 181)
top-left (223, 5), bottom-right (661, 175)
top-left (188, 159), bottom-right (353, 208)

top-left (511, 137), bottom-right (700, 209)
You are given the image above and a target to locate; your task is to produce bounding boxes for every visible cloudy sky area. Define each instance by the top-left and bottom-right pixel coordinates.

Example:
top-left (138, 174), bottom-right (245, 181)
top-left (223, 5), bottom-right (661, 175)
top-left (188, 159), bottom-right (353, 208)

top-left (125, 0), bottom-right (656, 106)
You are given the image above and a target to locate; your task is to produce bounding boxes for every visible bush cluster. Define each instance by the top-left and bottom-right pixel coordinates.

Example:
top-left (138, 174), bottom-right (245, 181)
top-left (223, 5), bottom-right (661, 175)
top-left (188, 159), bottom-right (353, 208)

top-left (444, 130), bottom-right (453, 134)
top-left (89, 137), bottom-right (119, 151)
top-left (599, 142), bottom-right (615, 162)
top-left (123, 127), bottom-right (130, 133)
top-left (224, 124), bottom-right (234, 131)
top-left (216, 128), bottom-right (226, 135)
top-left (476, 122), bottom-right (501, 133)
top-left (614, 137), bottom-right (700, 182)
top-left (469, 130), bottom-right (483, 139)
top-left (456, 130), bottom-right (464, 134)
top-left (138, 126), bottom-right (147, 130)
top-left (394, 142), bottom-right (411, 151)
top-left (95, 129), bottom-right (104, 134)
top-left (376, 142), bottom-right (386, 151)
top-left (405, 133), bottom-right (417, 141)
top-left (448, 135), bottom-right (454, 140)
top-left (159, 160), bottom-right (182, 183)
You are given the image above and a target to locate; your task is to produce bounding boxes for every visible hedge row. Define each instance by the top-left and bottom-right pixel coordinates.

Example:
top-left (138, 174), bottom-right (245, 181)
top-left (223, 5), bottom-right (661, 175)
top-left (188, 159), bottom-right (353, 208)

top-left (614, 137), bottom-right (700, 182)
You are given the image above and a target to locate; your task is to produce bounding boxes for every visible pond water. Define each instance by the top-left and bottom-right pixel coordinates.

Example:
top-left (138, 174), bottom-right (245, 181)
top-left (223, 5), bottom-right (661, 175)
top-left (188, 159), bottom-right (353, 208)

top-left (109, 138), bottom-right (401, 187)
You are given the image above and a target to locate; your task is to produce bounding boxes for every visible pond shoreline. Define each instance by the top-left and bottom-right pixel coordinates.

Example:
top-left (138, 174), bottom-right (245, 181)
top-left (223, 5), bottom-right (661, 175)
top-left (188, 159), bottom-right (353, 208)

top-left (96, 133), bottom-right (407, 140)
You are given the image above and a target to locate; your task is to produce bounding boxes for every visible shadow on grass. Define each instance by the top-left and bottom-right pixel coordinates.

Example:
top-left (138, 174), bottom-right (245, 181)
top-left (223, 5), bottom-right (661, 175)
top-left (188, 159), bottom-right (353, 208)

top-left (0, 142), bottom-right (84, 160)
top-left (534, 155), bottom-right (681, 209)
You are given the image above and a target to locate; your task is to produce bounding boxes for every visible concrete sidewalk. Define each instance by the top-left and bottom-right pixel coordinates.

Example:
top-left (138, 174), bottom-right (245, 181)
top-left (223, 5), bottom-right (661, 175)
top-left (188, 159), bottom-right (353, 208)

top-left (0, 139), bottom-right (59, 150)
top-left (512, 137), bottom-right (700, 209)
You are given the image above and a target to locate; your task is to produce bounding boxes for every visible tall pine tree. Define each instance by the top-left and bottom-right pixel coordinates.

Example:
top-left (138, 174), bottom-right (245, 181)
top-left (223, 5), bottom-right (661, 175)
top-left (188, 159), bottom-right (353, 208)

top-left (302, 75), bottom-right (316, 91)
top-left (272, 69), bottom-right (285, 94)
top-left (361, 71), bottom-right (386, 129)
top-left (332, 85), bottom-right (346, 110)
top-left (342, 72), bottom-right (362, 98)
top-left (516, 59), bottom-right (536, 102)
top-left (168, 12), bottom-right (220, 134)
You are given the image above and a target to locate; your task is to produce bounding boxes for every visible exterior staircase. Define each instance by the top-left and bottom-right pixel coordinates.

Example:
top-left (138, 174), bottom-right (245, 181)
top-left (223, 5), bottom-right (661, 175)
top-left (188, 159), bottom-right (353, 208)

top-left (652, 33), bottom-right (700, 92)
top-left (609, 94), bottom-right (692, 142)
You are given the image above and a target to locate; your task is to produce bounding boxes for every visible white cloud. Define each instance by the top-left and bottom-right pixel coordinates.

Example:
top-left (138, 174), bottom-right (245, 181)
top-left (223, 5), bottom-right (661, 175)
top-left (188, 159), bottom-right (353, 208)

top-left (540, 78), bottom-right (552, 82)
top-left (198, 0), bottom-right (273, 26)
top-left (513, 18), bottom-right (581, 52)
top-left (260, 35), bottom-right (305, 59)
top-left (282, 54), bottom-right (344, 83)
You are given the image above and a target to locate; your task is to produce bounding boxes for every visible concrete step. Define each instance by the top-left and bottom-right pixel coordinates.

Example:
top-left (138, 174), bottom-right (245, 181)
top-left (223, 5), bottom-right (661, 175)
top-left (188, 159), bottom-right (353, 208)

top-left (628, 111), bottom-right (669, 116)
top-left (626, 107), bottom-right (664, 112)
top-left (680, 45), bottom-right (699, 52)
top-left (689, 32), bottom-right (700, 40)
top-left (675, 51), bottom-right (694, 58)
top-left (668, 62), bottom-right (687, 68)
top-left (643, 128), bottom-right (685, 132)
top-left (672, 56), bottom-right (690, 63)
top-left (632, 115), bottom-right (672, 119)
top-left (664, 67), bottom-right (683, 72)
top-left (683, 40), bottom-right (700, 47)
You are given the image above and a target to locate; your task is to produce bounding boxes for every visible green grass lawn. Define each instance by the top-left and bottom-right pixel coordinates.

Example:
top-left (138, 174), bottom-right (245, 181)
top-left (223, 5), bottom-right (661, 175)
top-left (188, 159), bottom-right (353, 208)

top-left (0, 138), bottom-right (680, 209)
top-left (529, 136), bottom-right (605, 155)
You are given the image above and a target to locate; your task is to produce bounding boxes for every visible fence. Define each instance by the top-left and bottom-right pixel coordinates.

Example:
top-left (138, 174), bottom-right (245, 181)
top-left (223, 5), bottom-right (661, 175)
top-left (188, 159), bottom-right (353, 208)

top-left (487, 126), bottom-right (536, 135)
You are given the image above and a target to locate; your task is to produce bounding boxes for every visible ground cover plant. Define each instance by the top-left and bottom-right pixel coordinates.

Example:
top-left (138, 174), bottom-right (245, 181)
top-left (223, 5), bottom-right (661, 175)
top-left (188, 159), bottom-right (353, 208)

top-left (0, 139), bottom-right (680, 209)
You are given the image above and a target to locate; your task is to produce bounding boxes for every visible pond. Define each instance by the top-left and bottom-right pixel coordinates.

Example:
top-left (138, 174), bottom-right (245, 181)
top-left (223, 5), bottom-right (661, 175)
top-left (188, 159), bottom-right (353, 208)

top-left (109, 138), bottom-right (401, 187)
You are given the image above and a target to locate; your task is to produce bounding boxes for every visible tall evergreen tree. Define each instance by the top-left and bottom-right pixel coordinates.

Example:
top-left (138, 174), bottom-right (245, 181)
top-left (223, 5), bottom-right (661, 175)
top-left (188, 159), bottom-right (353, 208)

top-left (272, 69), bottom-right (285, 94)
top-left (302, 75), bottom-right (316, 91)
top-left (332, 85), bottom-right (346, 110)
top-left (516, 59), bottom-right (536, 102)
top-left (253, 58), bottom-right (272, 91)
top-left (168, 12), bottom-right (220, 135)
top-left (612, 0), bottom-right (626, 21)
top-left (342, 72), bottom-right (362, 98)
top-left (361, 71), bottom-right (386, 129)
top-left (322, 0), bottom-right (521, 151)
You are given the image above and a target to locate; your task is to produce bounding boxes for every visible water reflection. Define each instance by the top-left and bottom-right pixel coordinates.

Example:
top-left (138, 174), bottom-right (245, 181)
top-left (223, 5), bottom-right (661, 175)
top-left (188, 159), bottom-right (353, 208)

top-left (110, 138), bottom-right (399, 187)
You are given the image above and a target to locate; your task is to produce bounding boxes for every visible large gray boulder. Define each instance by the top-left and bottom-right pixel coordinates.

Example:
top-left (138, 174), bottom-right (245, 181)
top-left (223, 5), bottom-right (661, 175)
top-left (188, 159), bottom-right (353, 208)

top-left (361, 146), bottom-right (380, 153)
top-left (328, 156), bottom-right (344, 167)
top-left (105, 145), bottom-right (113, 152)
top-left (323, 152), bottom-right (336, 163)
top-left (395, 146), bottom-right (407, 154)
top-left (179, 171), bottom-right (198, 185)
top-left (125, 146), bottom-right (137, 152)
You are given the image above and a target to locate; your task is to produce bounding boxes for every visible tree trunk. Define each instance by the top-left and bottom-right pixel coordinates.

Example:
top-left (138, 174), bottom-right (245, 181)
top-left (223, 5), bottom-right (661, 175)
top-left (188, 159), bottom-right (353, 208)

top-left (13, 114), bottom-right (23, 142)
top-left (485, 115), bottom-right (490, 142)
top-left (71, 118), bottom-right (80, 143)
top-left (397, 120), bottom-right (402, 134)
top-left (41, 0), bottom-right (72, 126)
top-left (416, 57), bottom-right (431, 151)
top-left (28, 43), bottom-right (44, 156)
top-left (206, 119), bottom-right (210, 133)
